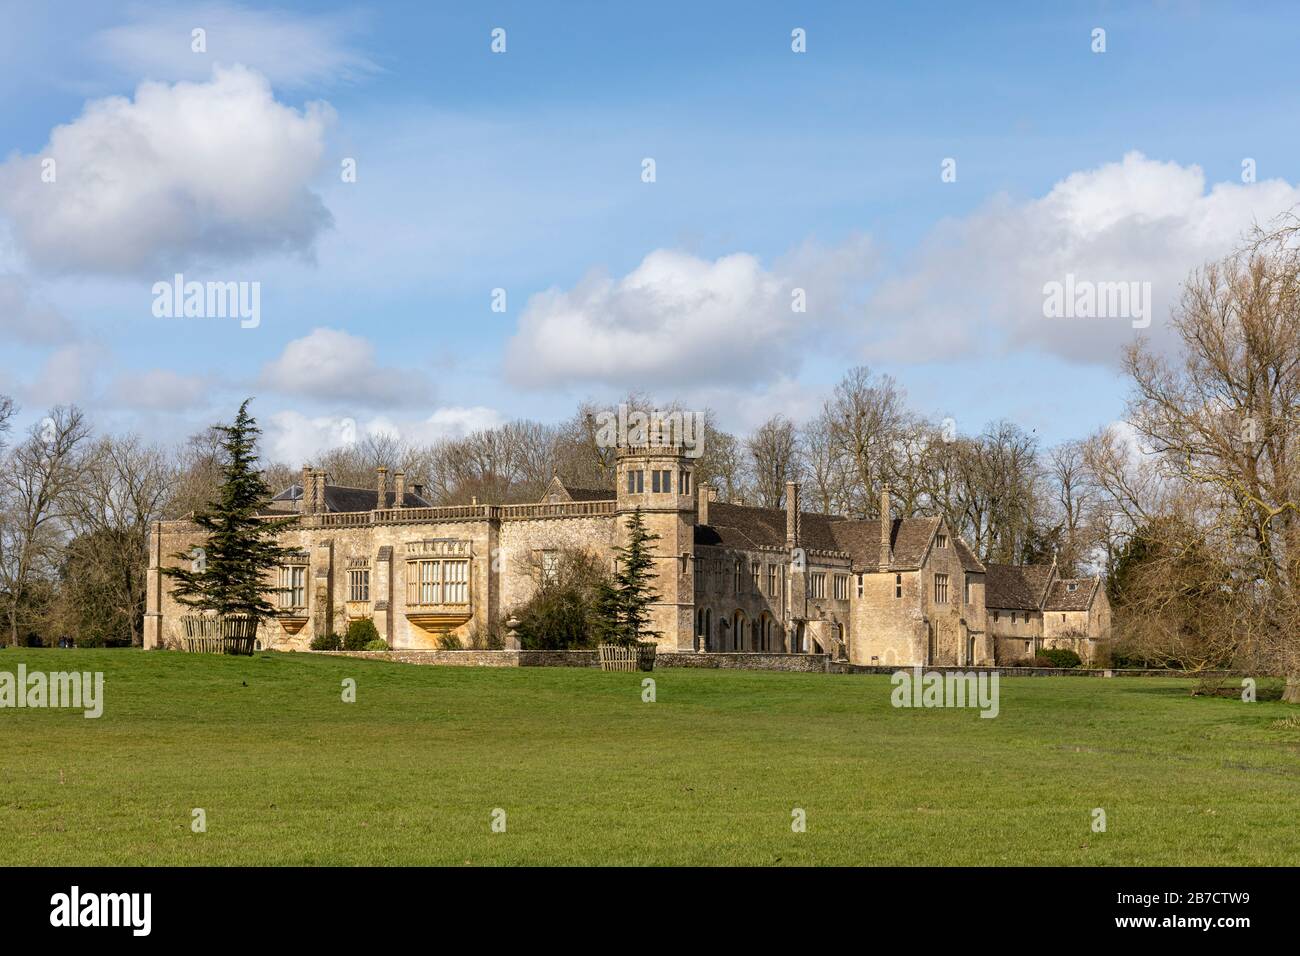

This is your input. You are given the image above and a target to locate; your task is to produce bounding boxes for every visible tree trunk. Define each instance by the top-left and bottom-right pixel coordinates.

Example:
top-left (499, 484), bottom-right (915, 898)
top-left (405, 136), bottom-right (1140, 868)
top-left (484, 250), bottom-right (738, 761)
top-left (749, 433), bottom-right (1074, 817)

top-left (1283, 675), bottom-right (1300, 705)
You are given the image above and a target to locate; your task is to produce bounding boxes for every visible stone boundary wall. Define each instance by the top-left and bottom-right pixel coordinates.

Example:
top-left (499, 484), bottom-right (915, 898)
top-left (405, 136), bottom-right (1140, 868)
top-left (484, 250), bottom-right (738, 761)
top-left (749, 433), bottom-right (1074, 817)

top-left (659, 652), bottom-right (832, 672)
top-left (831, 664), bottom-right (1245, 679)
top-left (309, 649), bottom-right (1241, 679)
top-left (314, 649), bottom-right (833, 671)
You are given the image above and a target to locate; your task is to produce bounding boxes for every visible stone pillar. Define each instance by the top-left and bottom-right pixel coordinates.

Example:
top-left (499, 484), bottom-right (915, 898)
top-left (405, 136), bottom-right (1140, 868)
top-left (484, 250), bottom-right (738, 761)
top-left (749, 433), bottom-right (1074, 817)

top-left (375, 546), bottom-right (393, 646)
top-left (393, 471), bottom-right (406, 508)
top-left (142, 520), bottom-right (163, 648)
top-left (376, 467), bottom-right (389, 510)
top-left (311, 539), bottom-right (334, 642)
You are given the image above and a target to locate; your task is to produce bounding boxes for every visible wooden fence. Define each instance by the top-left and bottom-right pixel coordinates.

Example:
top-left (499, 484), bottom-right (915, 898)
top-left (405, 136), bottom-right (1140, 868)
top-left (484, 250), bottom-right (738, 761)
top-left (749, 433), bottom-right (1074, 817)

top-left (180, 615), bottom-right (259, 656)
top-left (598, 643), bottom-right (656, 672)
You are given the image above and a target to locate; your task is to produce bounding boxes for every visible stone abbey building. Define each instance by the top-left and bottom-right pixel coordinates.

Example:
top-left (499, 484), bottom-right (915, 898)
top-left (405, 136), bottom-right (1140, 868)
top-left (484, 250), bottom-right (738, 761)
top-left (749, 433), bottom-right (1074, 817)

top-left (144, 445), bottom-right (1110, 664)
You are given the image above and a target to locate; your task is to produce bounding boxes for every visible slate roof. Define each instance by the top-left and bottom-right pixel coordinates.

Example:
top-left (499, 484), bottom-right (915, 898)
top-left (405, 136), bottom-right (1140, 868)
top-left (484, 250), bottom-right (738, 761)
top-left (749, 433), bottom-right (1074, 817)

top-left (269, 483), bottom-right (433, 512)
top-left (1044, 577), bottom-right (1100, 612)
top-left (694, 501), bottom-right (982, 572)
top-left (985, 563), bottom-right (1056, 610)
top-left (561, 486), bottom-right (614, 501)
top-left (540, 476), bottom-right (614, 502)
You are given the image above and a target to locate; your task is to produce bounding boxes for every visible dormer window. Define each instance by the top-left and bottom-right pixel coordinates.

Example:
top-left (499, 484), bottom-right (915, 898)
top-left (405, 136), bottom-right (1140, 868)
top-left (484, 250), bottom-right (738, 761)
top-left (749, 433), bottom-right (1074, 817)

top-left (936, 533), bottom-right (948, 549)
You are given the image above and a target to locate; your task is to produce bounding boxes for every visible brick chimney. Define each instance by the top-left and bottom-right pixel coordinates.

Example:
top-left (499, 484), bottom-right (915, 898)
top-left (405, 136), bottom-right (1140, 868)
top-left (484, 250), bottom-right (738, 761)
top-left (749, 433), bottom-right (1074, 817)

top-left (785, 480), bottom-right (800, 549)
top-left (697, 484), bottom-right (711, 526)
top-left (376, 467), bottom-right (389, 510)
top-left (393, 471), bottom-right (406, 509)
top-left (300, 466), bottom-right (313, 513)
top-left (879, 483), bottom-right (894, 570)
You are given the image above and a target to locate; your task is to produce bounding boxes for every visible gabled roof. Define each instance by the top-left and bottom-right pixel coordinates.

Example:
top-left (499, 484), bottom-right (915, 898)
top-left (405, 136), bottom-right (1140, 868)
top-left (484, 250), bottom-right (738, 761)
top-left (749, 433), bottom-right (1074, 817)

top-left (540, 476), bottom-right (614, 503)
top-left (693, 502), bottom-right (980, 571)
top-left (269, 483), bottom-right (433, 513)
top-left (1044, 577), bottom-right (1100, 612)
top-left (985, 563), bottom-right (1056, 611)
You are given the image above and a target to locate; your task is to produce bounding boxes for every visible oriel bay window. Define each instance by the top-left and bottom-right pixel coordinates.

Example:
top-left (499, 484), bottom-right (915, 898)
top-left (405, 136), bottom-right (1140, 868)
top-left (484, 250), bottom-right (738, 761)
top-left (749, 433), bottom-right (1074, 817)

top-left (407, 557), bottom-right (470, 606)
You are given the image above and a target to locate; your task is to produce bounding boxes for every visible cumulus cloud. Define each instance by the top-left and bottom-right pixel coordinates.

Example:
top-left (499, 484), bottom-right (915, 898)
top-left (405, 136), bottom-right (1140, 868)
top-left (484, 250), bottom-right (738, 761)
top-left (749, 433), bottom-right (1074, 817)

top-left (0, 65), bottom-right (334, 275)
top-left (95, 3), bottom-right (380, 89)
top-left (504, 238), bottom-right (874, 390)
top-left (865, 152), bottom-right (1300, 366)
top-left (0, 275), bottom-right (74, 344)
top-left (24, 344), bottom-right (101, 406)
top-left (108, 369), bottom-right (210, 411)
top-left (258, 327), bottom-right (429, 406)
top-left (263, 406), bottom-right (504, 465)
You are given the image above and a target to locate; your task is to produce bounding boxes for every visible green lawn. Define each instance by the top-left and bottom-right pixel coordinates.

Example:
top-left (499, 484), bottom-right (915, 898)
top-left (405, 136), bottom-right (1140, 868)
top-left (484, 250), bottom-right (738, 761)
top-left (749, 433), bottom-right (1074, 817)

top-left (2, 648), bottom-right (1298, 865)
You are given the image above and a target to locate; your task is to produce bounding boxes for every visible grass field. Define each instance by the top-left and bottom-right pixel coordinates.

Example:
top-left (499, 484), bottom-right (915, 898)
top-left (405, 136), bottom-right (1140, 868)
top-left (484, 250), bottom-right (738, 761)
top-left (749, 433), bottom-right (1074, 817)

top-left (2, 648), bottom-right (1298, 866)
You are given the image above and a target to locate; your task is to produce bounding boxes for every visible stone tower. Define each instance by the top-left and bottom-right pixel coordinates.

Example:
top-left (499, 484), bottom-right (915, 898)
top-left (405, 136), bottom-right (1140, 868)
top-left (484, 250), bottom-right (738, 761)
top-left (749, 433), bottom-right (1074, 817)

top-left (614, 444), bottom-right (696, 650)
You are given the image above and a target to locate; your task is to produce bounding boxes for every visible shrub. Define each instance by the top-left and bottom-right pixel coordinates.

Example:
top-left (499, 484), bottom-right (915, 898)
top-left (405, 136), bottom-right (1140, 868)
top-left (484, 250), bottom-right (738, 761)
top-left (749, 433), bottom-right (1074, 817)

top-left (363, 638), bottom-right (389, 651)
top-left (512, 547), bottom-right (611, 650)
top-left (1036, 647), bottom-right (1082, 668)
top-left (437, 633), bottom-right (463, 650)
top-left (344, 618), bottom-right (380, 651)
top-left (310, 632), bottom-right (341, 651)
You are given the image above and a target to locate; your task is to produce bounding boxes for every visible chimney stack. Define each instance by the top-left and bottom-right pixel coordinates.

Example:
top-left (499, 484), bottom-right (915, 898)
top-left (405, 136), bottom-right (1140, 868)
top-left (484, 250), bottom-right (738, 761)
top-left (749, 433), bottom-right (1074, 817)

top-left (393, 471), bottom-right (407, 509)
top-left (376, 467), bottom-right (389, 510)
top-left (300, 466), bottom-right (313, 514)
top-left (697, 484), bottom-right (711, 526)
top-left (785, 481), bottom-right (800, 549)
top-left (879, 483), bottom-right (894, 570)
top-left (315, 470), bottom-right (329, 514)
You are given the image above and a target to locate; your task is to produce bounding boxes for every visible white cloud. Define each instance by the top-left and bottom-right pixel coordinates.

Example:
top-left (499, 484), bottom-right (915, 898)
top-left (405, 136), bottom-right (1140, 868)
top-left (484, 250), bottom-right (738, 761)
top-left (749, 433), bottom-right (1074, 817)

top-left (263, 406), bottom-right (504, 465)
top-left (504, 239), bottom-right (874, 390)
top-left (108, 369), bottom-right (210, 410)
top-left (258, 327), bottom-right (429, 406)
top-left (865, 152), bottom-right (1300, 366)
top-left (0, 275), bottom-right (74, 344)
top-left (95, 3), bottom-right (380, 89)
top-left (0, 65), bottom-right (334, 275)
top-left (24, 344), bottom-right (101, 406)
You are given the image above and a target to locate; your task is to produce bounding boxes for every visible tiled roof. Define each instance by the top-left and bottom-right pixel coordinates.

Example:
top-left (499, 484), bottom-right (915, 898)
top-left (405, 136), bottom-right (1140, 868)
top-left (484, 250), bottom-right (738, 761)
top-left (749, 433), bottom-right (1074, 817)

top-left (827, 517), bottom-right (941, 569)
top-left (563, 486), bottom-right (615, 501)
top-left (952, 536), bottom-right (987, 574)
top-left (694, 501), bottom-right (845, 552)
top-left (1044, 577), bottom-right (1100, 612)
top-left (540, 476), bottom-right (614, 502)
top-left (695, 502), bottom-right (976, 571)
top-left (985, 563), bottom-right (1056, 610)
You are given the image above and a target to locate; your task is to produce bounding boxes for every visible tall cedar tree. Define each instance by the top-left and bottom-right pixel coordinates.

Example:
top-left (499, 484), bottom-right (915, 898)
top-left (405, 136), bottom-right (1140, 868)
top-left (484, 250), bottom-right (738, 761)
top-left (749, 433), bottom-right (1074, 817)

top-left (162, 400), bottom-right (298, 621)
top-left (595, 508), bottom-right (660, 646)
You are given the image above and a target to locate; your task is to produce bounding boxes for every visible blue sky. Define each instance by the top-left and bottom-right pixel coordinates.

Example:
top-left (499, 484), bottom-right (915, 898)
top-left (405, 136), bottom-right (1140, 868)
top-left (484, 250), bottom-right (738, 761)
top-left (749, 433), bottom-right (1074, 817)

top-left (2, 1), bottom-right (1298, 463)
